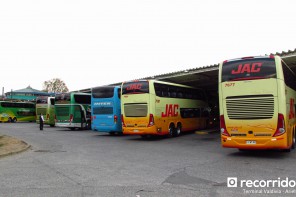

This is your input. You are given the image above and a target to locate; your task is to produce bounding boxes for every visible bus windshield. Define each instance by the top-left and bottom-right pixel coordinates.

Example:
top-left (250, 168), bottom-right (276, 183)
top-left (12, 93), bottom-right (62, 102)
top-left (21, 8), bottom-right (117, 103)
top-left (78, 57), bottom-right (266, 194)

top-left (55, 94), bottom-right (70, 103)
top-left (74, 94), bottom-right (91, 104)
top-left (122, 81), bottom-right (149, 95)
top-left (222, 58), bottom-right (276, 82)
top-left (92, 86), bottom-right (114, 98)
top-left (36, 97), bottom-right (48, 104)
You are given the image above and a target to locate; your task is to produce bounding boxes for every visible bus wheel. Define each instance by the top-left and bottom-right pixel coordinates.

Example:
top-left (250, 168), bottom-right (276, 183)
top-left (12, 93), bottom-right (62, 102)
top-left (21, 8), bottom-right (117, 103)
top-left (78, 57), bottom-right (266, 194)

top-left (168, 124), bottom-right (175, 137)
top-left (8, 117), bottom-right (12, 123)
top-left (70, 128), bottom-right (76, 131)
top-left (175, 123), bottom-right (182, 136)
top-left (109, 132), bottom-right (115, 136)
top-left (12, 117), bottom-right (17, 123)
top-left (50, 124), bottom-right (55, 127)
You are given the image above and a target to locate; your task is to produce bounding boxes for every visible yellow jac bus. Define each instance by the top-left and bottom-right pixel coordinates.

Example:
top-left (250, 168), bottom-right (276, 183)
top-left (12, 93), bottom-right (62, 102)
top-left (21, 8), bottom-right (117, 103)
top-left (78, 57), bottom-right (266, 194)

top-left (219, 55), bottom-right (296, 152)
top-left (36, 96), bottom-right (55, 127)
top-left (121, 80), bottom-right (209, 138)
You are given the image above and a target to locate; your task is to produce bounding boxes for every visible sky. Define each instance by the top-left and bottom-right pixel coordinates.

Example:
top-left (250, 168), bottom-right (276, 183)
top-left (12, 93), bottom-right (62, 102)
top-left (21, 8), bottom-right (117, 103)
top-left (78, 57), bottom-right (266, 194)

top-left (1, 0), bottom-right (296, 94)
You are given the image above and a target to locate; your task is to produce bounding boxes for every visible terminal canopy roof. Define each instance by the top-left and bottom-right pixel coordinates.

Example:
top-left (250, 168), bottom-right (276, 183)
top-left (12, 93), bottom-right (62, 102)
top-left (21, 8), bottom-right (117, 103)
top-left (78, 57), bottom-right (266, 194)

top-left (78, 49), bottom-right (296, 96)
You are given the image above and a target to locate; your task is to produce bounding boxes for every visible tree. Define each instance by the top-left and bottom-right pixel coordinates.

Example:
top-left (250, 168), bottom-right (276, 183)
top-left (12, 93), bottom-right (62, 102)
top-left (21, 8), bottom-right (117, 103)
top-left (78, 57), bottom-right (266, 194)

top-left (43, 78), bottom-right (69, 93)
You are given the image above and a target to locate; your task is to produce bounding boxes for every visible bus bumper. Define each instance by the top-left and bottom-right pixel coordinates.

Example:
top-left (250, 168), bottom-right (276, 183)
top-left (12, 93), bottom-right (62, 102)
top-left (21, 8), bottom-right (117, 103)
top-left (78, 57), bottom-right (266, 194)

top-left (123, 126), bottom-right (166, 135)
top-left (55, 123), bottom-right (81, 128)
top-left (221, 135), bottom-right (289, 150)
top-left (92, 126), bottom-right (122, 133)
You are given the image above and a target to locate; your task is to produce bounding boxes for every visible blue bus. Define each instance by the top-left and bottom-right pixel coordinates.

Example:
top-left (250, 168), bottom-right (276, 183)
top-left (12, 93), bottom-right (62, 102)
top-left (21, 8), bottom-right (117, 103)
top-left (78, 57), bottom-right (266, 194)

top-left (91, 86), bottom-right (122, 135)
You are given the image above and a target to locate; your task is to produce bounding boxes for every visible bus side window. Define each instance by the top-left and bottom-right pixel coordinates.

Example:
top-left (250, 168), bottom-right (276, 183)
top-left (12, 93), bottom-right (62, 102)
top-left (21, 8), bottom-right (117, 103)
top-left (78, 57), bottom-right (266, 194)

top-left (177, 89), bottom-right (183, 98)
top-left (170, 87), bottom-right (177, 98)
top-left (155, 86), bottom-right (161, 96)
top-left (197, 108), bottom-right (201, 117)
top-left (202, 108), bottom-right (209, 117)
top-left (162, 86), bottom-right (169, 97)
top-left (185, 89), bottom-right (192, 99)
top-left (118, 88), bottom-right (121, 99)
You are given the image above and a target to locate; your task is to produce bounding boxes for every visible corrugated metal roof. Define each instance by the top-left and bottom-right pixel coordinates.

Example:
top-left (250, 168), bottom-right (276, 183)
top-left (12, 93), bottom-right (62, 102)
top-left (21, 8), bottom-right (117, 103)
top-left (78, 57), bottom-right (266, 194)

top-left (78, 48), bottom-right (296, 93)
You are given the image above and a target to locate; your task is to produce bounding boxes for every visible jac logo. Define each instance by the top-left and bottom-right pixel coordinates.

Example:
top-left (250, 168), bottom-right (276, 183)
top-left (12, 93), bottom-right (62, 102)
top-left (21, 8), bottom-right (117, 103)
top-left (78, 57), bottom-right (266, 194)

top-left (231, 63), bottom-right (262, 74)
top-left (161, 104), bottom-right (179, 117)
top-left (126, 84), bottom-right (142, 91)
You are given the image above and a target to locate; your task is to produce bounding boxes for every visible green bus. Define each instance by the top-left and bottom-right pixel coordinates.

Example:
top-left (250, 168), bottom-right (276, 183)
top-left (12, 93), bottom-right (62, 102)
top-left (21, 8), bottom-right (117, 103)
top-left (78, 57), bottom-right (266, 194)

top-left (55, 92), bottom-right (91, 130)
top-left (36, 96), bottom-right (55, 127)
top-left (0, 101), bottom-right (36, 122)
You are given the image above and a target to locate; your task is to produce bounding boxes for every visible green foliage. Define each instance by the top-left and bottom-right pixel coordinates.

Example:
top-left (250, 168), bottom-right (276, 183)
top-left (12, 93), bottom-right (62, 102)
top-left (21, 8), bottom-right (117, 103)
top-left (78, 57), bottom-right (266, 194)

top-left (43, 78), bottom-right (69, 93)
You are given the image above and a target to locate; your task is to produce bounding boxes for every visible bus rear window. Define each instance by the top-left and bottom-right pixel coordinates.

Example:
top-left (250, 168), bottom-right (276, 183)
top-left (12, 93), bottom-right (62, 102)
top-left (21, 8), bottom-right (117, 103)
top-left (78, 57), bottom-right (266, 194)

top-left (93, 107), bottom-right (113, 115)
top-left (74, 94), bottom-right (91, 104)
top-left (50, 98), bottom-right (55, 105)
top-left (92, 86), bottom-right (114, 98)
top-left (36, 98), bottom-right (48, 104)
top-left (122, 81), bottom-right (149, 95)
top-left (222, 58), bottom-right (276, 82)
top-left (55, 94), bottom-right (70, 103)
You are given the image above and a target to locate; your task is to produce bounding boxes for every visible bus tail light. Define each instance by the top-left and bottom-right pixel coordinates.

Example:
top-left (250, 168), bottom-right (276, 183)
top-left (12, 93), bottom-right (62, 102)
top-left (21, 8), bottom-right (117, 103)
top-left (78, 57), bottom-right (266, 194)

top-left (148, 114), bottom-right (154, 127)
top-left (220, 115), bottom-right (230, 137)
top-left (114, 115), bottom-right (118, 124)
top-left (121, 114), bottom-right (126, 127)
top-left (69, 114), bottom-right (73, 123)
top-left (273, 113), bottom-right (286, 137)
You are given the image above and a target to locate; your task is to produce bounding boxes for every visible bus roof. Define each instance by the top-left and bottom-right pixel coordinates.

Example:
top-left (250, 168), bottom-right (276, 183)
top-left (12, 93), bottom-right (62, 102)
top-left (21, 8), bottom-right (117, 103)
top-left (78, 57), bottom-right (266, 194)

top-left (222, 55), bottom-right (277, 64)
top-left (122, 79), bottom-right (200, 89)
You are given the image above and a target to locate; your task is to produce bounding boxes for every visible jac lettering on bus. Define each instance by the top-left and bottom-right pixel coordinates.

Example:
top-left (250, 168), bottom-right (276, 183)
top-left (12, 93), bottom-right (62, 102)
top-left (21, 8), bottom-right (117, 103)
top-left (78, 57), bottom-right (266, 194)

top-left (161, 104), bottom-right (179, 117)
top-left (231, 63), bottom-right (262, 74)
top-left (126, 84), bottom-right (142, 91)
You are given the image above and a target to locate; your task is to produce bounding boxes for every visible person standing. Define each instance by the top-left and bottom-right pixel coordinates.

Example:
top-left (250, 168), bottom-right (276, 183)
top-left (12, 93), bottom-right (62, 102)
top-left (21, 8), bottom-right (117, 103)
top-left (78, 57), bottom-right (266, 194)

top-left (39, 113), bottom-right (44, 130)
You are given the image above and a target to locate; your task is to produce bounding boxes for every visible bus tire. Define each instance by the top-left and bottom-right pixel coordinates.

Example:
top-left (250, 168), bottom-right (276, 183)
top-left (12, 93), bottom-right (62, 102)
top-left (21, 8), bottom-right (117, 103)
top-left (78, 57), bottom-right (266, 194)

top-left (70, 128), bottom-right (76, 131)
top-left (50, 124), bottom-right (55, 127)
top-left (12, 117), bottom-right (17, 123)
top-left (175, 123), bottom-right (182, 136)
top-left (109, 132), bottom-right (115, 136)
top-left (8, 117), bottom-right (12, 123)
top-left (168, 123), bottom-right (175, 137)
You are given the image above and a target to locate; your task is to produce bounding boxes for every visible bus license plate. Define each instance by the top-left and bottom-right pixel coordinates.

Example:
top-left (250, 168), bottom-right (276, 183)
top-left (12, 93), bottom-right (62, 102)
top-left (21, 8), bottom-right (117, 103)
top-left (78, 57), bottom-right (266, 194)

top-left (133, 129), bottom-right (139, 132)
top-left (246, 140), bottom-right (256, 145)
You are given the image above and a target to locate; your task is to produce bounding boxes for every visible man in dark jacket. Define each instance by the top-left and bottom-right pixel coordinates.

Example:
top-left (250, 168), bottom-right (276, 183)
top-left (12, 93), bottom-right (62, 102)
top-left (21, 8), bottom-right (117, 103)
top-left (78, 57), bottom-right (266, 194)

top-left (39, 113), bottom-right (44, 130)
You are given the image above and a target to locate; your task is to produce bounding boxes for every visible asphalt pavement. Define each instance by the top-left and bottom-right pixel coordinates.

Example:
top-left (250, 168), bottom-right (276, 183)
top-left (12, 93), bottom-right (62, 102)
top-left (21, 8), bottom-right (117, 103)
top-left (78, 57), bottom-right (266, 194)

top-left (0, 123), bottom-right (296, 197)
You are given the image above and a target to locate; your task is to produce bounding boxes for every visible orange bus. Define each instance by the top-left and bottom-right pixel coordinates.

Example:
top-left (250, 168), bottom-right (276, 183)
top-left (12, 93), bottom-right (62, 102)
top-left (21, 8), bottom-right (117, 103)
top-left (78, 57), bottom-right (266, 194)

top-left (219, 55), bottom-right (296, 151)
top-left (121, 80), bottom-right (209, 138)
